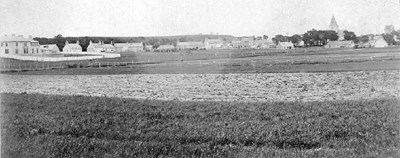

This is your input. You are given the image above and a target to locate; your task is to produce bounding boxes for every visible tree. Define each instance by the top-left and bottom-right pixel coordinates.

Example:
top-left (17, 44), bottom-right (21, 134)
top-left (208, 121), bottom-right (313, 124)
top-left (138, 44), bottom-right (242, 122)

top-left (272, 34), bottom-right (287, 44)
top-left (358, 35), bottom-right (370, 43)
top-left (287, 34), bottom-right (302, 44)
top-left (343, 30), bottom-right (358, 43)
top-left (382, 34), bottom-right (395, 45)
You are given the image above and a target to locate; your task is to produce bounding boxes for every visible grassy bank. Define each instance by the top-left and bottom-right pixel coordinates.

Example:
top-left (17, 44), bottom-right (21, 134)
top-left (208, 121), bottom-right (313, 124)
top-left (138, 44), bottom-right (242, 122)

top-left (1, 93), bottom-right (399, 157)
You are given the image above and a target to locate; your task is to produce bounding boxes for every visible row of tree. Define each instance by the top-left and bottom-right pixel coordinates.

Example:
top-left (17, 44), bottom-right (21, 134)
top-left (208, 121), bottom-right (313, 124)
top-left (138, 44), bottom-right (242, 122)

top-left (272, 29), bottom-right (400, 46)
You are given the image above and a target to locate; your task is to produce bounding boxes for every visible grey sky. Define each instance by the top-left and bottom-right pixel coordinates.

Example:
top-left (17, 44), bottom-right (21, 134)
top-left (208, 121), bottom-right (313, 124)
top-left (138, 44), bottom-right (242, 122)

top-left (1, 0), bottom-right (399, 38)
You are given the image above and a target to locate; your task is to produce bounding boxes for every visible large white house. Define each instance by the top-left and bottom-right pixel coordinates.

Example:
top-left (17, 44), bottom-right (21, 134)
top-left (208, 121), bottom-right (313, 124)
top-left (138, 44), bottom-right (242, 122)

top-left (0, 34), bottom-right (40, 55)
top-left (63, 40), bottom-right (82, 52)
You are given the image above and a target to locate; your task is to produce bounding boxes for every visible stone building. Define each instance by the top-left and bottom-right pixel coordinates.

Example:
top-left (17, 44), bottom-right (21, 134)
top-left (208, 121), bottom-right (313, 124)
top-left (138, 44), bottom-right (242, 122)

top-left (204, 38), bottom-right (224, 49)
top-left (176, 41), bottom-right (205, 50)
top-left (277, 42), bottom-right (294, 49)
top-left (63, 40), bottom-right (82, 52)
top-left (114, 42), bottom-right (143, 52)
top-left (324, 40), bottom-right (355, 48)
top-left (0, 34), bottom-right (40, 55)
top-left (156, 44), bottom-right (175, 52)
top-left (40, 44), bottom-right (60, 54)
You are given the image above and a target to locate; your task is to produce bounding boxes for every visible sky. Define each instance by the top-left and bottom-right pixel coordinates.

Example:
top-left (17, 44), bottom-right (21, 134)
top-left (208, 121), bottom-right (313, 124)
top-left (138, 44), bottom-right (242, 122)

top-left (0, 0), bottom-right (399, 38)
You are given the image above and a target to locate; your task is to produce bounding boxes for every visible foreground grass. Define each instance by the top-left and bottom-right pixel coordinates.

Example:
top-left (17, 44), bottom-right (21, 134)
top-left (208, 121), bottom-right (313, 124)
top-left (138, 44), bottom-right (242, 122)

top-left (1, 93), bottom-right (399, 157)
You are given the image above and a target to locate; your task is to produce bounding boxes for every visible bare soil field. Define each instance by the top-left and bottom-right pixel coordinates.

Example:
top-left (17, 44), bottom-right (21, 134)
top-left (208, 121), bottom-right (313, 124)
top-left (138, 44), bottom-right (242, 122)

top-left (1, 70), bottom-right (399, 102)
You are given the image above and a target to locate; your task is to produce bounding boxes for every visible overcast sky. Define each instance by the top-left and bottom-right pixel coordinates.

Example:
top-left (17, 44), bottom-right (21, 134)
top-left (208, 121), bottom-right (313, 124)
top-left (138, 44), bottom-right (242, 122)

top-left (1, 0), bottom-right (399, 38)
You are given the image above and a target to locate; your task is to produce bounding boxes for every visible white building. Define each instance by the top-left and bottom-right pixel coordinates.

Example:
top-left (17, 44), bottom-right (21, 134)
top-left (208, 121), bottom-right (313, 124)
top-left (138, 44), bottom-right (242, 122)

top-left (87, 40), bottom-right (116, 53)
top-left (0, 34), bottom-right (40, 55)
top-left (63, 40), bottom-right (82, 52)
top-left (40, 44), bottom-right (60, 54)
top-left (204, 38), bottom-right (224, 49)
top-left (365, 36), bottom-right (388, 48)
top-left (114, 42), bottom-right (143, 52)
top-left (277, 42), bottom-right (294, 49)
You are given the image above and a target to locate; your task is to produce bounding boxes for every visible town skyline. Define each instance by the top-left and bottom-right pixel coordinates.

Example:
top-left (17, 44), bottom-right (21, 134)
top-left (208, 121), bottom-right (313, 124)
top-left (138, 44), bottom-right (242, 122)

top-left (1, 0), bottom-right (399, 38)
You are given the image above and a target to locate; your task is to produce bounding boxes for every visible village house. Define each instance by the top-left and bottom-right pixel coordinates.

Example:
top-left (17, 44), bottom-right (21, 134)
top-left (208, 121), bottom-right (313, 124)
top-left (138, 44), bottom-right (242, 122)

top-left (324, 40), bottom-right (355, 48)
top-left (176, 41), bottom-right (205, 50)
top-left (364, 36), bottom-right (388, 48)
top-left (40, 44), bottom-right (60, 54)
top-left (145, 45), bottom-right (153, 52)
top-left (277, 42), bottom-right (294, 49)
top-left (114, 42), bottom-right (144, 52)
top-left (204, 38), bottom-right (224, 49)
top-left (63, 40), bottom-right (82, 52)
top-left (0, 34), bottom-right (40, 55)
top-left (156, 44), bottom-right (176, 52)
top-left (87, 41), bottom-right (105, 52)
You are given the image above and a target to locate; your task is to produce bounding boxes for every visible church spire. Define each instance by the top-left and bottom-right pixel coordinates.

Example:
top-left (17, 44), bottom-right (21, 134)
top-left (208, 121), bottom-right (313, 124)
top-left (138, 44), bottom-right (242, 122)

top-left (329, 15), bottom-right (339, 32)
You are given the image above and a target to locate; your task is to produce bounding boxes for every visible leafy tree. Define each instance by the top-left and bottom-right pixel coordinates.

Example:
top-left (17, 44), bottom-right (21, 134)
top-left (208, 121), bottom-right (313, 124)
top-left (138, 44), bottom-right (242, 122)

top-left (287, 34), bottom-right (302, 44)
top-left (358, 35), bottom-right (370, 43)
top-left (343, 30), bottom-right (358, 43)
top-left (272, 34), bottom-right (287, 44)
top-left (382, 34), bottom-right (395, 45)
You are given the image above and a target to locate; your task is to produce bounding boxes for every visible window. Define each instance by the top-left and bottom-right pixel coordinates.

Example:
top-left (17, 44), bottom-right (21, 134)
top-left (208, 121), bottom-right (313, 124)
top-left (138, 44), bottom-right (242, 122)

top-left (5, 43), bottom-right (8, 47)
top-left (15, 49), bottom-right (18, 54)
top-left (24, 48), bottom-right (28, 54)
top-left (5, 49), bottom-right (9, 54)
top-left (16, 42), bottom-right (18, 46)
top-left (37, 48), bottom-right (39, 53)
top-left (32, 49), bottom-right (34, 53)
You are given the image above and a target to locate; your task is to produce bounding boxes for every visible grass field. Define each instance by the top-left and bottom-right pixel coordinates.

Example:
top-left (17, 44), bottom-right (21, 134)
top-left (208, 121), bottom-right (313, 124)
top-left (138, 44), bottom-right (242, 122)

top-left (1, 47), bottom-right (399, 75)
top-left (1, 93), bottom-right (399, 157)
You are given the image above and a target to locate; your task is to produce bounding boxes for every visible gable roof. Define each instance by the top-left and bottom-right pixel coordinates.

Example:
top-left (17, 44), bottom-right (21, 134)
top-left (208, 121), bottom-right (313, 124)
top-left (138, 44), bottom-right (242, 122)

top-left (40, 44), bottom-right (59, 50)
top-left (0, 35), bottom-right (38, 42)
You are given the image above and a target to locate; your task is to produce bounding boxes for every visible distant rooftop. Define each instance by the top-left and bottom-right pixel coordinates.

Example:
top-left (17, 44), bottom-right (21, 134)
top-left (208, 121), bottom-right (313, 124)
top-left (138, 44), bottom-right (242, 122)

top-left (0, 34), bottom-right (37, 42)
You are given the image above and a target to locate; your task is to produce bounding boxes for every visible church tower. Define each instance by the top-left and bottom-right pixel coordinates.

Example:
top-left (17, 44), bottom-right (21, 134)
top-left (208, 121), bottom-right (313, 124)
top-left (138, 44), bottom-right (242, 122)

top-left (329, 15), bottom-right (339, 32)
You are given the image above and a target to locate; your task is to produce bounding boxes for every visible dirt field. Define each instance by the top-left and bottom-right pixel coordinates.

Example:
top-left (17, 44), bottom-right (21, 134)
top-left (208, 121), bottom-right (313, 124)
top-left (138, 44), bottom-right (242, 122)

top-left (1, 70), bottom-right (399, 102)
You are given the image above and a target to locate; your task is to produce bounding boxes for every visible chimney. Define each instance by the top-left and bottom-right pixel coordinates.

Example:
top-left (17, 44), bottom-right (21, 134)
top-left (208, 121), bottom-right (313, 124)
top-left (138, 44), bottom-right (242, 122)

top-left (77, 40), bottom-right (79, 45)
top-left (99, 40), bottom-right (101, 45)
top-left (65, 40), bottom-right (69, 45)
top-left (89, 40), bottom-right (92, 44)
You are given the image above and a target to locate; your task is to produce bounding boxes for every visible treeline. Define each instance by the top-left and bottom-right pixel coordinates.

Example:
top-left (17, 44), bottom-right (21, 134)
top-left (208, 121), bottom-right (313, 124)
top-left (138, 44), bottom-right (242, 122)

top-left (34, 34), bottom-right (234, 51)
top-left (272, 29), bottom-right (400, 46)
